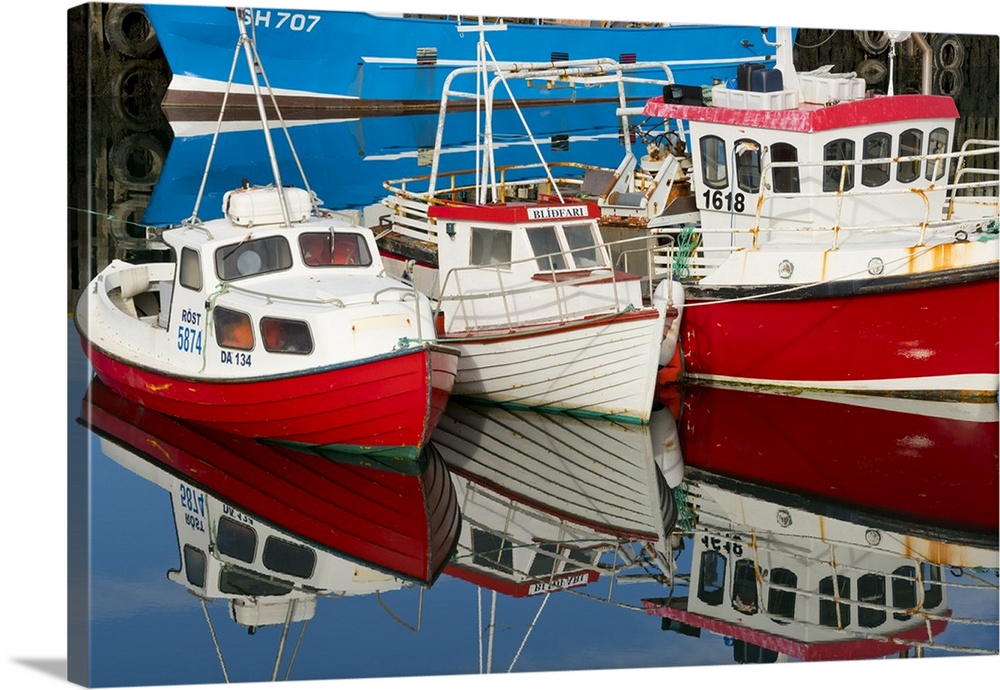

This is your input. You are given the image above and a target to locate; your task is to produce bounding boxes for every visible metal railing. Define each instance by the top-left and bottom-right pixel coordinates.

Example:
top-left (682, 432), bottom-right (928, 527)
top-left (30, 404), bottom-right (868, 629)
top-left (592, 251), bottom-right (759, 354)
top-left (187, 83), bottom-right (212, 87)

top-left (436, 233), bottom-right (673, 334)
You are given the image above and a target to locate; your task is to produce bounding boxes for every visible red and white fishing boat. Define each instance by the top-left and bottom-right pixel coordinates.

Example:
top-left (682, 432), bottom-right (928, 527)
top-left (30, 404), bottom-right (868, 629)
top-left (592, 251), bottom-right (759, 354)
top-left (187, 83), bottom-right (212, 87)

top-left (633, 28), bottom-right (999, 399)
top-left (375, 24), bottom-right (684, 424)
top-left (74, 11), bottom-right (459, 467)
top-left (643, 465), bottom-right (998, 662)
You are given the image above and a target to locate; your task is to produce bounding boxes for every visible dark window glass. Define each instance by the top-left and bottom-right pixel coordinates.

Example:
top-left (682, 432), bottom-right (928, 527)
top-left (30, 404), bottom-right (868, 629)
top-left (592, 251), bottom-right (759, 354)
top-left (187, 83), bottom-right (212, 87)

top-left (260, 317), bottom-right (313, 354)
top-left (216, 516), bottom-right (257, 563)
top-left (771, 143), bottom-right (800, 193)
top-left (216, 236), bottom-right (292, 280)
top-left (470, 227), bottom-right (512, 265)
top-left (300, 231), bottom-right (373, 267)
top-left (700, 135), bottom-right (728, 189)
top-left (219, 566), bottom-right (293, 596)
top-left (527, 543), bottom-right (560, 578)
top-left (858, 573), bottom-right (887, 628)
top-left (214, 307), bottom-right (254, 351)
top-left (731, 559), bottom-right (759, 614)
top-left (922, 564), bottom-right (944, 609)
top-left (179, 247), bottom-right (203, 290)
top-left (819, 574), bottom-right (851, 628)
top-left (183, 545), bottom-right (207, 588)
top-left (697, 550), bottom-right (727, 606)
top-left (862, 132), bottom-right (892, 187)
top-left (897, 128), bottom-right (923, 183)
top-left (925, 128), bottom-right (950, 181)
top-left (471, 529), bottom-right (514, 574)
top-left (766, 567), bottom-right (797, 623)
top-left (564, 224), bottom-right (603, 268)
top-left (735, 139), bottom-right (761, 193)
top-left (526, 226), bottom-right (568, 271)
top-left (263, 537), bottom-right (316, 579)
top-left (823, 138), bottom-right (856, 192)
top-left (892, 565), bottom-right (917, 621)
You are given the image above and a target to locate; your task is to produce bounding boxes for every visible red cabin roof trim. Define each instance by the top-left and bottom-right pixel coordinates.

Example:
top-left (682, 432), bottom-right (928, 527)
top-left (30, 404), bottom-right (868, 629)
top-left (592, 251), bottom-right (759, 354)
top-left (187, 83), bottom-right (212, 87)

top-left (429, 201), bottom-right (602, 224)
top-left (642, 94), bottom-right (959, 133)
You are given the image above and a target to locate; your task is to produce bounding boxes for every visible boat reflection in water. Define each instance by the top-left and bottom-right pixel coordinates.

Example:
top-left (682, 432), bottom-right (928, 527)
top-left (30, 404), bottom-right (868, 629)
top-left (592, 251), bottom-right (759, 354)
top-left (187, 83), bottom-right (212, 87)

top-left (644, 384), bottom-right (998, 662)
top-left (79, 377), bottom-right (461, 677)
top-left (676, 383), bottom-right (999, 534)
top-left (431, 400), bottom-right (684, 671)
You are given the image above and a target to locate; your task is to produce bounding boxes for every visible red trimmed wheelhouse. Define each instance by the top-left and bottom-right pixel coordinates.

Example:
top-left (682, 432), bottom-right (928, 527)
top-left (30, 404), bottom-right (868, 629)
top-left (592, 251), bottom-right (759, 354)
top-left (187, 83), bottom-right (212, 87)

top-left (637, 28), bottom-right (999, 399)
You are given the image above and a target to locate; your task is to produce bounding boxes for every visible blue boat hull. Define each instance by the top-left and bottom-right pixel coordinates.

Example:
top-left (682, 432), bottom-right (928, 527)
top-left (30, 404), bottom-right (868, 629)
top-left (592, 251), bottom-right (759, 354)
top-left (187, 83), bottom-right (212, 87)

top-left (143, 4), bottom-right (788, 110)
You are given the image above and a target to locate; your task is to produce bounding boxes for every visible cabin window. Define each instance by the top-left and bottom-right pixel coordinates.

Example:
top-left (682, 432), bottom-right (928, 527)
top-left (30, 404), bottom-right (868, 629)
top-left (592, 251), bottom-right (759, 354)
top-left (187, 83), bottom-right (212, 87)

top-left (733, 640), bottom-right (778, 664)
top-left (216, 516), bottom-right (257, 564)
top-left (471, 529), bottom-right (514, 574)
top-left (527, 543), bottom-right (560, 578)
top-left (770, 143), bottom-right (800, 194)
top-left (925, 127), bottom-right (949, 181)
top-left (263, 536), bottom-right (317, 579)
top-left (563, 223), bottom-right (604, 268)
top-left (862, 132), bottom-right (892, 187)
top-left (922, 564), bottom-right (944, 609)
top-left (766, 567), bottom-right (797, 623)
top-left (183, 545), bottom-right (207, 589)
top-left (857, 573), bottom-right (887, 628)
top-left (823, 138), bottom-right (856, 192)
top-left (260, 317), bottom-right (313, 355)
top-left (215, 236), bottom-right (292, 281)
top-left (219, 566), bottom-right (294, 596)
top-left (731, 559), bottom-right (759, 614)
top-left (179, 247), bottom-right (203, 291)
top-left (699, 135), bottom-right (728, 190)
top-left (696, 550), bottom-right (726, 606)
top-left (527, 225), bottom-right (569, 271)
top-left (734, 138), bottom-right (761, 194)
top-left (896, 128), bottom-right (923, 183)
top-left (818, 574), bottom-right (851, 628)
top-left (892, 565), bottom-right (917, 621)
top-left (470, 227), bottom-right (512, 266)
top-left (214, 307), bottom-right (254, 351)
top-left (300, 231), bottom-right (373, 267)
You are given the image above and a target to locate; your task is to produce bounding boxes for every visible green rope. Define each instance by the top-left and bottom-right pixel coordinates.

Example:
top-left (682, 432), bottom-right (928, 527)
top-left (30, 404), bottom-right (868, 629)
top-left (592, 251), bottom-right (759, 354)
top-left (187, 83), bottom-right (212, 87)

top-left (671, 225), bottom-right (699, 280)
top-left (672, 483), bottom-right (698, 533)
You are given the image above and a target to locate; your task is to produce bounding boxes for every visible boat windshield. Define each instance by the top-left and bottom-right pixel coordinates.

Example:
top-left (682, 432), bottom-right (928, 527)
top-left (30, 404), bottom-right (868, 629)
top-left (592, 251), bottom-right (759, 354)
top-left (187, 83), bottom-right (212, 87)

top-left (299, 231), bottom-right (373, 267)
top-left (215, 236), bottom-right (293, 281)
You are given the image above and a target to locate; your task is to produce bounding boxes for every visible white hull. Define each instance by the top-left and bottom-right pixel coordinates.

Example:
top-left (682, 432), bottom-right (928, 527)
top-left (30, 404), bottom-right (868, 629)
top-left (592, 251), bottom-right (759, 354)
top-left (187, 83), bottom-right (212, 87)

top-left (434, 402), bottom-right (677, 539)
top-left (447, 310), bottom-right (665, 424)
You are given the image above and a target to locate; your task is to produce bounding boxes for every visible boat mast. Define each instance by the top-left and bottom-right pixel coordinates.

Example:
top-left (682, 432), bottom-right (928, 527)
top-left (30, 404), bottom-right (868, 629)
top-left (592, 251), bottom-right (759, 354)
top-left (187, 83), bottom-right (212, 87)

top-left (234, 6), bottom-right (292, 226)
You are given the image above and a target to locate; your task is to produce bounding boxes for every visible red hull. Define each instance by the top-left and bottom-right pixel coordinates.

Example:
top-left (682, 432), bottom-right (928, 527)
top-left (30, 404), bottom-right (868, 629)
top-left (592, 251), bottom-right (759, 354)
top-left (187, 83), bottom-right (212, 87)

top-left (680, 273), bottom-right (999, 395)
top-left (679, 384), bottom-right (999, 534)
top-left (83, 341), bottom-right (458, 460)
top-left (81, 378), bottom-right (461, 584)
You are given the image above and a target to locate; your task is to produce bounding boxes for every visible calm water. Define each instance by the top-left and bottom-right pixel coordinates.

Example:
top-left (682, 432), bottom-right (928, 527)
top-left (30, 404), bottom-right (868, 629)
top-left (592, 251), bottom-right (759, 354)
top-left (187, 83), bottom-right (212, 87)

top-left (68, 94), bottom-right (999, 687)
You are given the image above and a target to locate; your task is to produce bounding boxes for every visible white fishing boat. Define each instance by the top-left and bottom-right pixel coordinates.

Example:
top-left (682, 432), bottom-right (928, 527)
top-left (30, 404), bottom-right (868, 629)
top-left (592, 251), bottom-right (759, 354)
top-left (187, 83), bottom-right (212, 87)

top-left (74, 7), bottom-right (459, 468)
top-left (374, 22), bottom-right (685, 424)
top-left (429, 399), bottom-right (684, 672)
